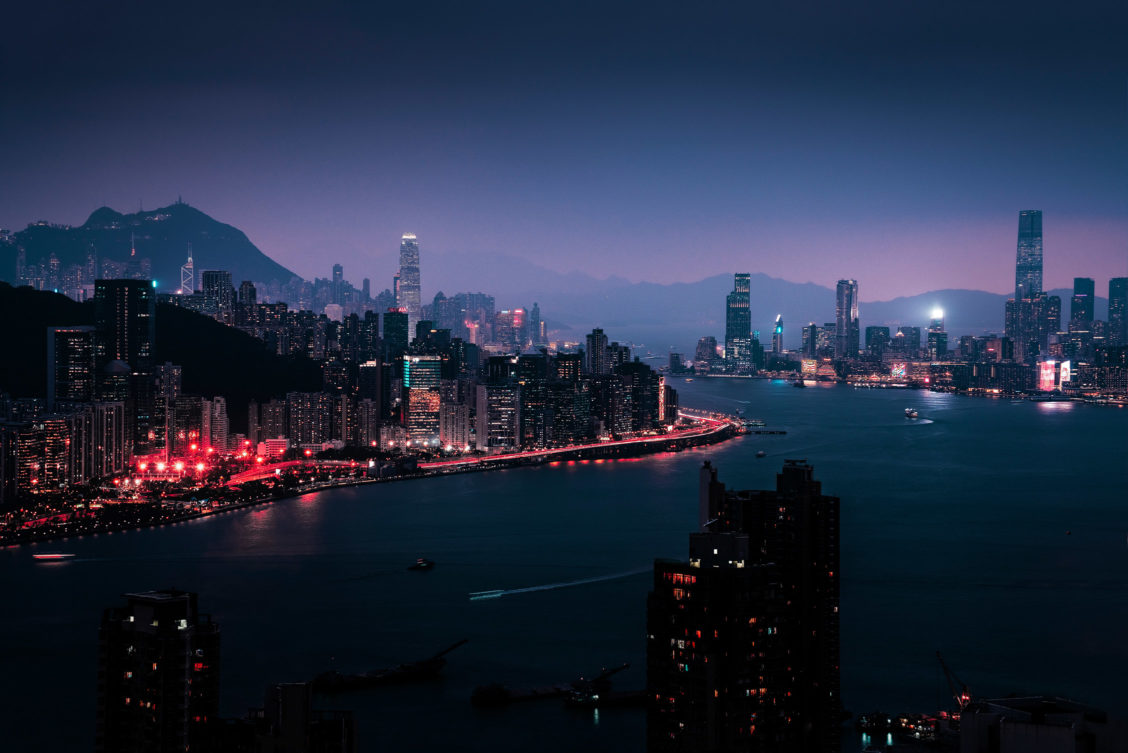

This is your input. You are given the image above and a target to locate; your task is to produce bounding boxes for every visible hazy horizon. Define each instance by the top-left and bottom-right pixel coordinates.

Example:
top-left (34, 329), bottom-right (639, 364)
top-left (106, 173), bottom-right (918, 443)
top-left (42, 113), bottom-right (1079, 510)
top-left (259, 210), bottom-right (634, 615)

top-left (3, 1), bottom-right (1127, 300)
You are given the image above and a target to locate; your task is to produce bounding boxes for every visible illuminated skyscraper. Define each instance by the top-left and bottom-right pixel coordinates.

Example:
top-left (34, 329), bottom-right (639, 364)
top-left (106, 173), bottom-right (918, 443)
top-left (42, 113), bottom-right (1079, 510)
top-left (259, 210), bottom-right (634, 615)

top-left (1006, 210), bottom-right (1046, 362)
top-left (401, 355), bottom-right (442, 446)
top-left (835, 279), bottom-right (859, 358)
top-left (1015, 210), bottom-right (1043, 301)
top-left (47, 326), bottom-right (96, 410)
top-left (1110, 277), bottom-right (1128, 346)
top-left (927, 308), bottom-right (948, 360)
top-left (724, 273), bottom-right (752, 373)
top-left (397, 234), bottom-right (422, 334)
top-left (772, 314), bottom-right (784, 355)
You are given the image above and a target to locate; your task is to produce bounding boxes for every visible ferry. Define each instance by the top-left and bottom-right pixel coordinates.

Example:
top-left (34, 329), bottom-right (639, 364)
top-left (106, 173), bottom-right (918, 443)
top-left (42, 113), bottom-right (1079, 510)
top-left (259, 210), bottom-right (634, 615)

top-left (904, 408), bottom-right (919, 419)
top-left (32, 553), bottom-right (75, 560)
top-left (407, 558), bottom-right (435, 571)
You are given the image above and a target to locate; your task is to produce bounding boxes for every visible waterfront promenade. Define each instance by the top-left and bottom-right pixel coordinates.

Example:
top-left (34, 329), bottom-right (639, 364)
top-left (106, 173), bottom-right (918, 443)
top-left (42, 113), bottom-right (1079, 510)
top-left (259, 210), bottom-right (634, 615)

top-left (2, 411), bottom-right (741, 547)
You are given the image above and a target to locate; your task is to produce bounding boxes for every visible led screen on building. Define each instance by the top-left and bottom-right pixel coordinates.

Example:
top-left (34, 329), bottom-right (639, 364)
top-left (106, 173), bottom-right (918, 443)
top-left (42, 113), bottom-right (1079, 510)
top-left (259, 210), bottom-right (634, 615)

top-left (1038, 361), bottom-right (1057, 392)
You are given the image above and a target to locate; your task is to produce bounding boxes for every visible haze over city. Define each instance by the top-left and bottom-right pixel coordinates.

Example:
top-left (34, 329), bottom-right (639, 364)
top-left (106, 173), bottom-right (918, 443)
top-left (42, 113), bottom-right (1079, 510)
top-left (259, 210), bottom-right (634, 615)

top-left (3, 0), bottom-right (1127, 299)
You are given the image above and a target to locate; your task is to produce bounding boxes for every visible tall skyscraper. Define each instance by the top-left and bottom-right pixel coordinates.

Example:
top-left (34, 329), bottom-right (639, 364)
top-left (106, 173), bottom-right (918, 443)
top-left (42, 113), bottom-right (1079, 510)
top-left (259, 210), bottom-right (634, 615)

top-left (647, 461), bottom-right (840, 752)
top-left (96, 590), bottom-right (220, 753)
top-left (1070, 277), bottom-right (1095, 328)
top-left (47, 326), bottom-right (96, 410)
top-left (724, 273), bottom-right (752, 373)
top-left (179, 246), bottom-right (194, 294)
top-left (383, 308), bottom-right (409, 360)
top-left (927, 308), bottom-right (948, 360)
top-left (331, 263), bottom-right (344, 305)
top-left (1014, 210), bottom-right (1043, 302)
top-left (401, 355), bottom-right (442, 446)
top-left (94, 279), bottom-right (156, 376)
top-left (397, 233), bottom-right (422, 334)
top-left (1006, 210), bottom-right (1046, 362)
top-left (1110, 278), bottom-right (1128, 346)
top-left (772, 314), bottom-right (784, 355)
top-left (835, 279), bottom-right (859, 358)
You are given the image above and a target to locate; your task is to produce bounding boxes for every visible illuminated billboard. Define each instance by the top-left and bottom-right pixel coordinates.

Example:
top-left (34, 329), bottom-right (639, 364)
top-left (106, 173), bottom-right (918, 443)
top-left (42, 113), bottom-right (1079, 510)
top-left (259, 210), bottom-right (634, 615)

top-left (802, 359), bottom-right (817, 375)
top-left (1038, 361), bottom-right (1057, 392)
top-left (891, 362), bottom-right (907, 379)
top-left (1059, 360), bottom-right (1071, 384)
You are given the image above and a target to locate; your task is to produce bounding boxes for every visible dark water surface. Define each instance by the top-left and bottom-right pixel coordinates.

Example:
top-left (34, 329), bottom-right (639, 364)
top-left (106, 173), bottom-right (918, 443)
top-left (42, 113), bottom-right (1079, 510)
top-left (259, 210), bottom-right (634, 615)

top-left (3, 380), bottom-right (1126, 751)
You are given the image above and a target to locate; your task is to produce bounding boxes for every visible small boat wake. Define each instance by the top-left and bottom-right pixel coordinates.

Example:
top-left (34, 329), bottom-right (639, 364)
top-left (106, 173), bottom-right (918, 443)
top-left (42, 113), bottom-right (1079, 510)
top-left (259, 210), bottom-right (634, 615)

top-left (470, 568), bottom-right (650, 601)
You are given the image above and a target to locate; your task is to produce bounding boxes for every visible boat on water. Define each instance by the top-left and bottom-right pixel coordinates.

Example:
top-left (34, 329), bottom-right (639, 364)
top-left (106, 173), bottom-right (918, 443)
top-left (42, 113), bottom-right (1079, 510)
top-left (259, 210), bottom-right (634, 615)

top-left (904, 408), bottom-right (919, 419)
top-left (32, 553), bottom-right (75, 560)
top-left (313, 639), bottom-right (468, 692)
top-left (791, 379), bottom-right (807, 388)
top-left (684, 378), bottom-right (694, 382)
top-left (407, 558), bottom-right (435, 571)
top-left (756, 450), bottom-right (767, 458)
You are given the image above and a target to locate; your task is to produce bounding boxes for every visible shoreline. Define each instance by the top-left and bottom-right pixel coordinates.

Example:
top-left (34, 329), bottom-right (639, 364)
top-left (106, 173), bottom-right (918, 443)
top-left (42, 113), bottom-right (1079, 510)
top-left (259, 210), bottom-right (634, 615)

top-left (5, 414), bottom-right (740, 550)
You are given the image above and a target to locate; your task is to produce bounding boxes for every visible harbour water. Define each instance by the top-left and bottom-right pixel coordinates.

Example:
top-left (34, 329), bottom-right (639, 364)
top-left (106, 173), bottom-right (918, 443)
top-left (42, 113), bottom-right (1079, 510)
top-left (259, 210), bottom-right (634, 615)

top-left (3, 379), bottom-right (1127, 751)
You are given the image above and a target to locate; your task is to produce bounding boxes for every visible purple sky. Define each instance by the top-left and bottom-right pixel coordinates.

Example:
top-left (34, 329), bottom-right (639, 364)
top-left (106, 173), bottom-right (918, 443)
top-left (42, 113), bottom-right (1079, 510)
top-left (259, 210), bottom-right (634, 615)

top-left (2, 1), bottom-right (1126, 300)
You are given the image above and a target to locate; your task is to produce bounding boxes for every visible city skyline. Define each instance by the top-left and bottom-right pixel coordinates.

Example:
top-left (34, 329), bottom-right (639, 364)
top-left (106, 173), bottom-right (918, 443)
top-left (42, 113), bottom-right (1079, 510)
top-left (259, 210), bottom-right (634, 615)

top-left (3, 2), bottom-right (1127, 298)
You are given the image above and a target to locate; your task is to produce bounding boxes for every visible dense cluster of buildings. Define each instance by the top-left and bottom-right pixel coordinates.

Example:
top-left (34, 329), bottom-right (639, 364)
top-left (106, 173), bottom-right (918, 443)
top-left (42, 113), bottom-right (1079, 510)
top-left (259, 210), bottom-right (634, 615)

top-left (679, 210), bottom-right (1128, 397)
top-left (0, 235), bottom-right (677, 506)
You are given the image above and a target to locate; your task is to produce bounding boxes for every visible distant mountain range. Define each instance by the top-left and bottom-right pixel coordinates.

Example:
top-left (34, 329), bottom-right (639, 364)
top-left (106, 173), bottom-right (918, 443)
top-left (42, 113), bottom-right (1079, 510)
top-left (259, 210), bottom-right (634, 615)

top-left (1, 204), bottom-right (1106, 355)
top-left (427, 252), bottom-right (1106, 353)
top-left (1, 202), bottom-right (297, 289)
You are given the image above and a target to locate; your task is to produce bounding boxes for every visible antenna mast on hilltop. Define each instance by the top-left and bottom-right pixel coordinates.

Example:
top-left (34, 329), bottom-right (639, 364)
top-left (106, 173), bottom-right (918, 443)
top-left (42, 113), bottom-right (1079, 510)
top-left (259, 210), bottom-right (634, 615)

top-left (180, 243), bottom-right (195, 294)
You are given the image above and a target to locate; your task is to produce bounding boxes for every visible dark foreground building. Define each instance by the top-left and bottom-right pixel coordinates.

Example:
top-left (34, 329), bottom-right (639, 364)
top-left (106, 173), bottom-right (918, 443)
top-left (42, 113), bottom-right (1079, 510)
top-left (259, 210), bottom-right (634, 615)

top-left (647, 460), bottom-right (840, 752)
top-left (96, 590), bottom-right (220, 753)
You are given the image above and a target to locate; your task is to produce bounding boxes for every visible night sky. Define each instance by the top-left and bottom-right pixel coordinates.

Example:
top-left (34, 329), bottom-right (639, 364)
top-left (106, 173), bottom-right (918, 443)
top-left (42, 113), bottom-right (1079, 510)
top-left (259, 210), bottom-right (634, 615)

top-left (2, 0), bottom-right (1126, 299)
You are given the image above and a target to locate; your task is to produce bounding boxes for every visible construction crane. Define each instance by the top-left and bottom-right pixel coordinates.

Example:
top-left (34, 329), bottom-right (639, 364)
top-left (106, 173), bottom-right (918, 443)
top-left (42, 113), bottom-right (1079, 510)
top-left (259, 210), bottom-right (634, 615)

top-left (936, 651), bottom-right (972, 711)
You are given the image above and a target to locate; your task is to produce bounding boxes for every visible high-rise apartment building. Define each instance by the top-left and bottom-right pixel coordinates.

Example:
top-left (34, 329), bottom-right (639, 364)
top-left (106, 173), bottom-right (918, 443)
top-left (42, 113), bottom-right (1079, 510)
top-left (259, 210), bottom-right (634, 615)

top-left (475, 383), bottom-right (521, 451)
top-left (647, 461), bottom-right (840, 752)
top-left (725, 273), bottom-right (752, 373)
top-left (397, 234), bottom-right (422, 334)
top-left (47, 326), bottom-right (96, 409)
top-left (771, 314), bottom-right (784, 355)
top-left (200, 270), bottom-right (234, 325)
top-left (96, 590), bottom-right (220, 753)
top-left (585, 328), bottom-right (610, 375)
top-left (835, 279), bottom-right (859, 358)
